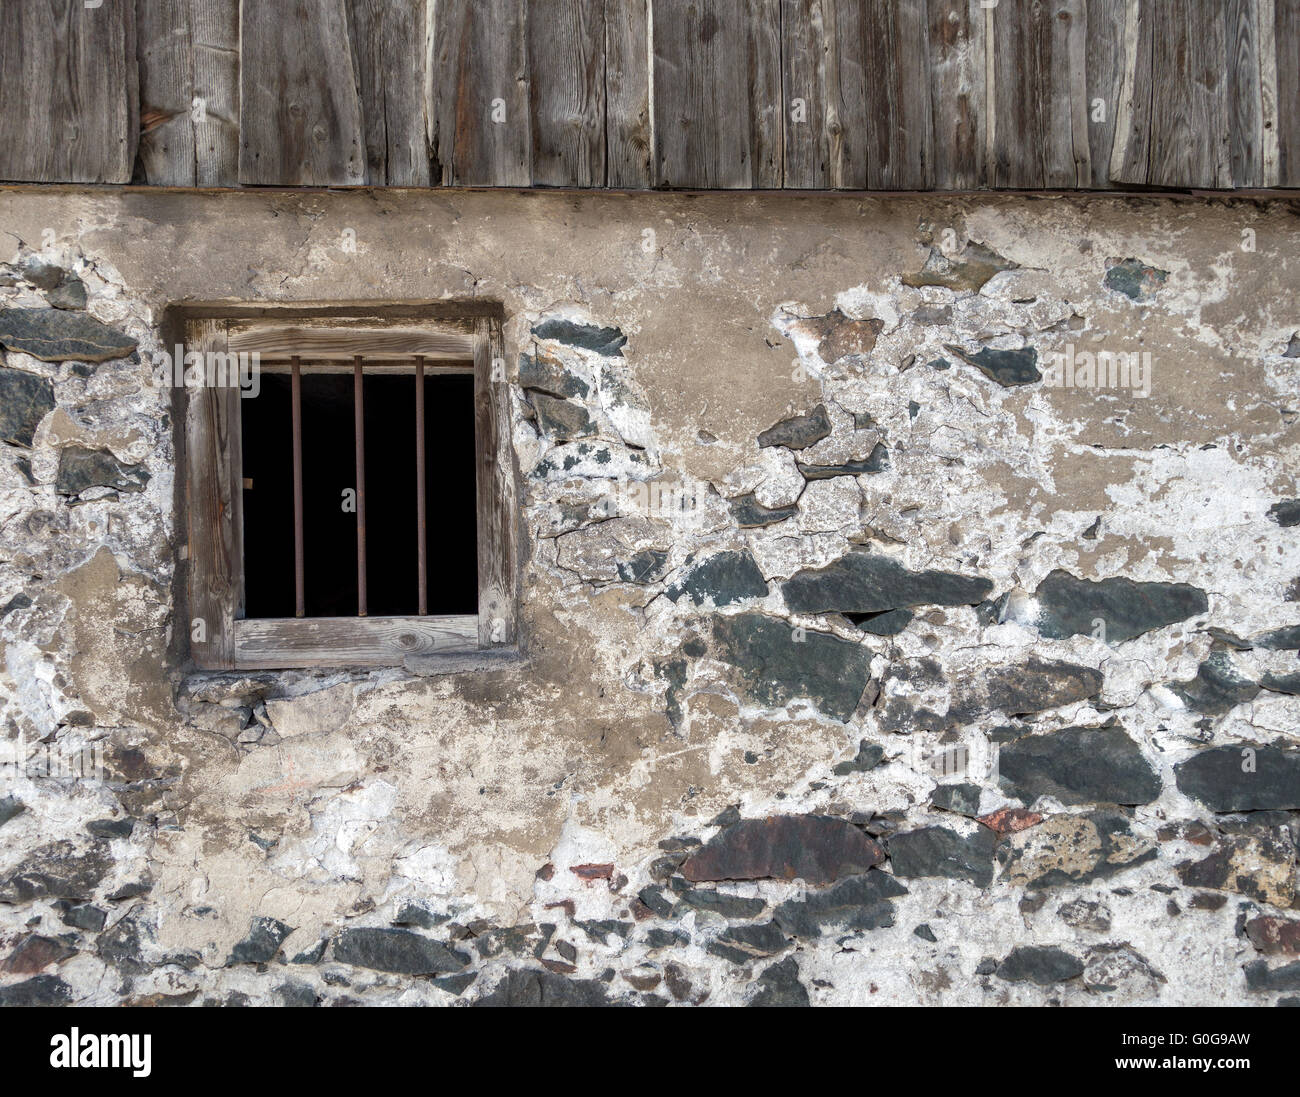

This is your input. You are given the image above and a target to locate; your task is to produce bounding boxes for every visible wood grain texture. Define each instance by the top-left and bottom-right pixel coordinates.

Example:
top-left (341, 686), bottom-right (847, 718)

top-left (991, 0), bottom-right (1089, 188)
top-left (862, 0), bottom-right (934, 190)
top-left (1277, 0), bottom-right (1300, 184)
top-left (928, 0), bottom-right (985, 190)
top-left (475, 318), bottom-right (519, 647)
top-left (653, 0), bottom-right (782, 188)
top-left (136, 0), bottom-right (239, 186)
top-left (429, 0), bottom-right (531, 186)
top-left (346, 0), bottom-right (430, 185)
top-left (238, 0), bottom-right (366, 185)
top-left (782, 0), bottom-right (867, 189)
top-left (529, 0), bottom-right (606, 186)
top-left (0, 0), bottom-right (138, 183)
top-left (1228, 0), bottom-right (1270, 186)
top-left (229, 324), bottom-right (475, 360)
top-left (1084, 0), bottom-right (1126, 189)
top-left (605, 0), bottom-right (652, 186)
top-left (185, 320), bottom-right (241, 670)
top-left (233, 615), bottom-right (478, 669)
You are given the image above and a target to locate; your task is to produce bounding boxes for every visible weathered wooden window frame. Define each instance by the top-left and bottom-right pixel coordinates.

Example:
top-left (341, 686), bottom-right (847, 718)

top-left (177, 304), bottom-right (517, 670)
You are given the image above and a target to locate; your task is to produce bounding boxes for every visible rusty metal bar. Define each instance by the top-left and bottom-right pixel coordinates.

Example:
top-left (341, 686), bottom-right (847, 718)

top-left (415, 355), bottom-right (427, 616)
top-left (354, 355), bottom-right (368, 617)
top-left (291, 355), bottom-right (305, 617)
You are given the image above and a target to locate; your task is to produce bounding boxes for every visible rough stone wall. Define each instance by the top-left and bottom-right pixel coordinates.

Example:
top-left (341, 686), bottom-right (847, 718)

top-left (0, 189), bottom-right (1297, 1008)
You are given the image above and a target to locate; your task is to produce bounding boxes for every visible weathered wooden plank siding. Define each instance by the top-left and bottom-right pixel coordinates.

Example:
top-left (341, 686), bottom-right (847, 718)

top-left (653, 0), bottom-right (783, 189)
top-left (529, 0), bottom-right (606, 187)
top-left (0, 0), bottom-right (138, 184)
top-left (137, 0), bottom-right (239, 187)
top-left (239, 0), bottom-right (366, 186)
top-left (0, 1), bottom-right (1297, 190)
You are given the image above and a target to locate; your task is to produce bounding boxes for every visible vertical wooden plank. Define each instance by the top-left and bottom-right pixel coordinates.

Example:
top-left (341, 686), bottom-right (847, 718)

top-left (1112, 0), bottom-right (1232, 187)
top-left (605, 0), bottom-right (652, 187)
top-left (429, 0), bottom-right (530, 186)
top-left (238, 0), bottom-right (366, 185)
top-left (346, 0), bottom-right (430, 186)
top-left (474, 320), bottom-right (519, 647)
top-left (782, 0), bottom-right (868, 190)
top-left (186, 321), bottom-right (240, 670)
top-left (928, 0), bottom-right (986, 191)
top-left (990, 0), bottom-right (1089, 188)
top-left (0, 0), bottom-right (138, 183)
top-left (137, 0), bottom-right (240, 187)
top-left (1109, 0), bottom-right (1151, 182)
top-left (652, 0), bottom-right (782, 189)
top-left (1150, 0), bottom-right (1233, 187)
top-left (1228, 0), bottom-right (1269, 186)
top-left (528, 0), bottom-right (606, 186)
top-left (862, 0), bottom-right (934, 190)
top-left (1276, 0), bottom-right (1300, 184)
top-left (1085, 0), bottom-right (1126, 189)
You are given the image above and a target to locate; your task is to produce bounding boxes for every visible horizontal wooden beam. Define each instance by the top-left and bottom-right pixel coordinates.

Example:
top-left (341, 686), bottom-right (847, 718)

top-left (228, 324), bottom-right (475, 360)
top-left (232, 615), bottom-right (479, 669)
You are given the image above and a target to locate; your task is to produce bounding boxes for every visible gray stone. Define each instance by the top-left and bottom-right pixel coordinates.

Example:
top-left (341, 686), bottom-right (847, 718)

top-left (1254, 625), bottom-right (1300, 650)
top-left (728, 493), bottom-right (798, 528)
top-left (517, 350), bottom-right (590, 397)
top-left (575, 918), bottom-right (632, 945)
top-left (996, 945), bottom-right (1084, 985)
top-left (1032, 569), bottom-right (1209, 643)
top-left (748, 956), bottom-right (810, 1006)
top-left (757, 404), bottom-right (832, 451)
top-left (392, 901), bottom-right (448, 929)
top-left (672, 887), bottom-right (766, 920)
top-left (56, 446), bottom-right (150, 496)
top-left (289, 939), bottom-right (327, 964)
top-left (0, 308), bottom-right (137, 362)
top-left (997, 724), bottom-right (1160, 807)
top-left (1104, 258), bottom-right (1168, 302)
top-left (1244, 959), bottom-right (1300, 994)
top-left (616, 548), bottom-right (669, 583)
top-left (637, 885), bottom-right (675, 917)
top-left (0, 975), bottom-right (72, 1006)
top-left (332, 927), bottom-right (470, 974)
top-left (1260, 671), bottom-right (1300, 696)
top-left (914, 923), bottom-right (938, 942)
top-left (0, 366), bottom-right (55, 447)
top-left (227, 916), bottom-right (295, 965)
top-left (47, 277), bottom-right (87, 311)
top-left (783, 552), bottom-right (992, 614)
top-left (888, 826), bottom-right (997, 888)
top-left (711, 612), bottom-right (873, 721)
top-left (707, 921), bottom-right (789, 964)
top-left (0, 795), bottom-right (25, 829)
top-left (944, 344), bottom-right (1041, 386)
top-left (54, 901), bottom-right (107, 932)
top-left (667, 551), bottom-right (769, 606)
top-left (902, 242), bottom-right (1016, 292)
top-left (96, 910), bottom-right (150, 974)
top-left (832, 739), bottom-right (885, 776)
top-left (1057, 899), bottom-right (1112, 932)
top-left (530, 393), bottom-right (596, 441)
top-left (772, 872), bottom-right (908, 938)
top-left (0, 840), bottom-right (112, 902)
top-left (1170, 652), bottom-right (1260, 715)
top-left (1177, 827), bottom-right (1294, 907)
top-left (473, 967), bottom-right (618, 1006)
top-left (978, 658), bottom-right (1104, 718)
top-left (1268, 499), bottom-right (1300, 527)
top-left (531, 318), bottom-right (626, 357)
top-left (849, 608), bottom-right (914, 636)
top-left (86, 817), bottom-right (134, 840)
top-left (931, 782), bottom-right (982, 816)
top-left (275, 982), bottom-right (319, 1007)
top-left (1175, 745), bottom-right (1300, 811)
top-left (1082, 945), bottom-right (1164, 996)
top-left (21, 258), bottom-right (65, 290)
top-left (797, 443), bottom-right (890, 479)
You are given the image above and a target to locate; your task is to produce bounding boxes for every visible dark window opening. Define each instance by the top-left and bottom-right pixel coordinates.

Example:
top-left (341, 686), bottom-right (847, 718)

top-left (240, 370), bottom-right (477, 618)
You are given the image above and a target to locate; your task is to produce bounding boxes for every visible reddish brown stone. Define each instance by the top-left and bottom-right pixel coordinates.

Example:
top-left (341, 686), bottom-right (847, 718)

top-left (3, 934), bottom-right (77, 974)
top-left (976, 808), bottom-right (1044, 836)
top-left (541, 959), bottom-right (577, 975)
top-left (535, 862), bottom-right (555, 881)
top-left (1245, 916), bottom-right (1300, 956)
top-left (623, 970), bottom-right (662, 991)
top-left (545, 899), bottom-right (576, 918)
top-left (629, 899), bottom-right (655, 921)
top-left (789, 310), bottom-right (885, 364)
top-left (679, 814), bottom-right (884, 886)
top-left (571, 862), bottom-right (614, 881)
